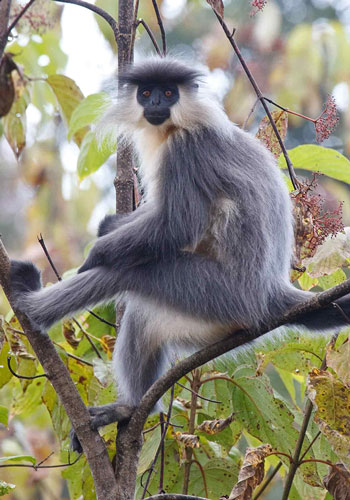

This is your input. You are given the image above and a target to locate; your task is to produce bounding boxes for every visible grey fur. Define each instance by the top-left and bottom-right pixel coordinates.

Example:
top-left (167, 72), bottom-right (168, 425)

top-left (10, 57), bottom-right (350, 417)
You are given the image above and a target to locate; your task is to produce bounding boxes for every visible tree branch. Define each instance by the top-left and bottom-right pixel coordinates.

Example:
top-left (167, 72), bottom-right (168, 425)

top-left (212, 11), bottom-right (299, 190)
top-left (5, 0), bottom-right (36, 39)
top-left (53, 0), bottom-right (119, 42)
top-left (0, 238), bottom-right (118, 500)
top-left (151, 0), bottom-right (166, 55)
top-left (0, 0), bottom-right (12, 61)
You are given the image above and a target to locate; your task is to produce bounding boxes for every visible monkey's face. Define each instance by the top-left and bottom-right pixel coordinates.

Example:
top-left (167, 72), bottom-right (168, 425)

top-left (137, 84), bottom-right (179, 126)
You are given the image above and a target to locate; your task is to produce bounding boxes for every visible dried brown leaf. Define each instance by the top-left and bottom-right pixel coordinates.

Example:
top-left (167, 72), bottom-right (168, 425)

top-left (0, 54), bottom-right (17, 117)
top-left (197, 413), bottom-right (235, 435)
top-left (175, 432), bottom-right (200, 448)
top-left (323, 464), bottom-right (350, 500)
top-left (100, 335), bottom-right (116, 357)
top-left (63, 319), bottom-right (81, 349)
top-left (228, 444), bottom-right (272, 500)
top-left (206, 0), bottom-right (224, 18)
top-left (176, 397), bottom-right (202, 409)
top-left (256, 110), bottom-right (288, 158)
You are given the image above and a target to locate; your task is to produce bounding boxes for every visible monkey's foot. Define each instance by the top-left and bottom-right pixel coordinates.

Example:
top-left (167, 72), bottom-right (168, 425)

top-left (10, 260), bottom-right (42, 296)
top-left (70, 403), bottom-right (134, 453)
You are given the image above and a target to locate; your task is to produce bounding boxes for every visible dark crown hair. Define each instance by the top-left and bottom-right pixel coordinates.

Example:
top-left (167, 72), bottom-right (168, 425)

top-left (118, 58), bottom-right (203, 87)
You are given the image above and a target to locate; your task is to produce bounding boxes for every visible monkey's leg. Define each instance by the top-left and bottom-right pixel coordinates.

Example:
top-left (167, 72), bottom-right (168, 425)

top-left (10, 260), bottom-right (119, 330)
top-left (112, 300), bottom-right (171, 408)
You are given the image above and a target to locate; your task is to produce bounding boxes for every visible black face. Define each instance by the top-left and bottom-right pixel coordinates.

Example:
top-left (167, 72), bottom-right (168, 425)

top-left (137, 83), bottom-right (179, 126)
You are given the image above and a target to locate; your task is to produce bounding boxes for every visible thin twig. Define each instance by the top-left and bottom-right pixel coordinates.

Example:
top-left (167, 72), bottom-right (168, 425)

top-left (144, 495), bottom-right (211, 500)
top-left (151, 0), bottom-right (166, 55)
top-left (6, 0), bottom-right (36, 38)
top-left (253, 461), bottom-right (282, 500)
top-left (53, 0), bottom-right (119, 41)
top-left (183, 370), bottom-right (201, 495)
top-left (299, 431), bottom-right (321, 462)
top-left (143, 421), bottom-right (183, 435)
top-left (53, 341), bottom-right (93, 366)
top-left (72, 317), bottom-right (103, 359)
top-left (159, 412), bottom-right (165, 493)
top-left (281, 334), bottom-right (338, 500)
top-left (136, 19), bottom-right (162, 56)
top-left (0, 453), bottom-right (82, 469)
top-left (141, 385), bottom-right (176, 499)
top-left (243, 97), bottom-right (259, 130)
top-left (212, 11), bottom-right (298, 189)
top-left (176, 381), bottom-right (222, 404)
top-left (37, 235), bottom-right (116, 328)
top-left (191, 457), bottom-right (209, 498)
top-left (7, 356), bottom-right (48, 380)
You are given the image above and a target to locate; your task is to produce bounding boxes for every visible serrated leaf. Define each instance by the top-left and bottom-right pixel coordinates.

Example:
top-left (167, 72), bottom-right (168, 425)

top-left (326, 341), bottom-right (350, 388)
top-left (68, 92), bottom-right (110, 140)
top-left (77, 130), bottom-right (115, 180)
top-left (278, 145), bottom-right (350, 184)
top-left (3, 75), bottom-right (30, 158)
top-left (308, 369), bottom-right (350, 469)
top-left (0, 405), bottom-right (9, 427)
top-left (305, 227), bottom-right (350, 277)
top-left (256, 110), bottom-right (288, 158)
top-left (46, 74), bottom-right (86, 146)
top-left (0, 454), bottom-right (36, 464)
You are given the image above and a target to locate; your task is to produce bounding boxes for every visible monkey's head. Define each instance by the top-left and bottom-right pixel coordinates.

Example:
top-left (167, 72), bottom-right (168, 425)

top-left (119, 57), bottom-right (202, 128)
top-left (97, 56), bottom-right (228, 143)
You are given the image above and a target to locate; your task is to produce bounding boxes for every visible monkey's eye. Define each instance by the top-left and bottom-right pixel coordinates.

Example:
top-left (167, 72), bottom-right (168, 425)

top-left (164, 90), bottom-right (172, 97)
top-left (142, 90), bottom-right (151, 97)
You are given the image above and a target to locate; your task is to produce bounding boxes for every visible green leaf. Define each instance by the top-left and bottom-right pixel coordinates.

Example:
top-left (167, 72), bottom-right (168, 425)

top-left (0, 455), bottom-right (36, 464)
top-left (68, 92), bottom-right (110, 140)
top-left (0, 480), bottom-right (15, 495)
top-left (3, 81), bottom-right (30, 158)
top-left (46, 74), bottom-right (85, 146)
top-left (77, 131), bottom-right (115, 180)
top-left (308, 369), bottom-right (350, 470)
top-left (278, 145), bottom-right (350, 184)
top-left (0, 406), bottom-right (9, 427)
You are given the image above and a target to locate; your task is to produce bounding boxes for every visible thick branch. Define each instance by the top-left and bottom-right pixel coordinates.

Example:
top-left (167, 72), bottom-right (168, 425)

top-left (0, 0), bottom-right (12, 61)
top-left (0, 239), bottom-right (118, 500)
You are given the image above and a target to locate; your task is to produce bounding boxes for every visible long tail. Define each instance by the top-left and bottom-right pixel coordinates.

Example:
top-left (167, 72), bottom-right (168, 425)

top-left (277, 284), bottom-right (350, 331)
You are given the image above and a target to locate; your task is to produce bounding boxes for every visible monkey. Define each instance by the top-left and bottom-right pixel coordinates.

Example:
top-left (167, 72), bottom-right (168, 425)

top-left (9, 56), bottom-right (350, 452)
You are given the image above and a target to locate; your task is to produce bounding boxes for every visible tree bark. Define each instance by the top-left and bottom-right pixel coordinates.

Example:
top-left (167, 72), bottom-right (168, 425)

top-left (0, 0), bottom-right (11, 61)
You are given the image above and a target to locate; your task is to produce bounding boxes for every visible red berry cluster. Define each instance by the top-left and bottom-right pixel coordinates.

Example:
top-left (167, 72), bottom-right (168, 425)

top-left (250, 0), bottom-right (268, 16)
top-left (291, 174), bottom-right (344, 264)
top-left (314, 95), bottom-right (340, 143)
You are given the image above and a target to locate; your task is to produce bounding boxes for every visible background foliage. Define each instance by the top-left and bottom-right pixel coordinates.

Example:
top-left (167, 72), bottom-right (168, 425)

top-left (0, 0), bottom-right (350, 499)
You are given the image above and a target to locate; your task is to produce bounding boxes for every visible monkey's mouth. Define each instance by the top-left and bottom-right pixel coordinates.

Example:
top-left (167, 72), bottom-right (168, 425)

top-left (144, 110), bottom-right (170, 126)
